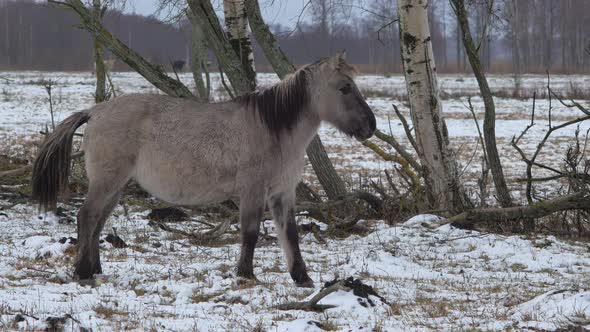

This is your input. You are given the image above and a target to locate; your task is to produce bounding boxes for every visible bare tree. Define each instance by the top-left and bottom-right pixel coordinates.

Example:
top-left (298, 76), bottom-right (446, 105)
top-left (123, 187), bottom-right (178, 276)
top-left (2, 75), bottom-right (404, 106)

top-left (451, 0), bottom-right (513, 208)
top-left (92, 0), bottom-right (107, 103)
top-left (397, 0), bottom-right (470, 213)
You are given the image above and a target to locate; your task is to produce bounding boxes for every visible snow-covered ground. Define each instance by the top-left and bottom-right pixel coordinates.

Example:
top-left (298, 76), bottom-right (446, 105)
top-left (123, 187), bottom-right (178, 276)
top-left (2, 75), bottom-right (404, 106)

top-left (0, 71), bottom-right (589, 331)
top-left (1, 207), bottom-right (590, 331)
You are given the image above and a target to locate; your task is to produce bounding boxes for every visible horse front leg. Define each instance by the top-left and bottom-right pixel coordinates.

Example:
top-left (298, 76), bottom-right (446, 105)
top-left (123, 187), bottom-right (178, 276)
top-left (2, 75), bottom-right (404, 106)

top-left (269, 191), bottom-right (314, 287)
top-left (236, 191), bottom-right (265, 280)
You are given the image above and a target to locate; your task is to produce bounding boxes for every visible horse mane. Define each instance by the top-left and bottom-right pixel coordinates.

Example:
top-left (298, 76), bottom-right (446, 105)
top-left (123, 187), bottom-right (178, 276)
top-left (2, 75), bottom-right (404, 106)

top-left (236, 68), bottom-right (310, 136)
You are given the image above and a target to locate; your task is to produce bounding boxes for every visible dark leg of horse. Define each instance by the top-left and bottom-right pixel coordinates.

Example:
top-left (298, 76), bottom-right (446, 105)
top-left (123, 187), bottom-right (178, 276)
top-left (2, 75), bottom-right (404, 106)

top-left (90, 191), bottom-right (123, 275)
top-left (75, 178), bottom-right (126, 281)
top-left (236, 192), bottom-right (265, 280)
top-left (269, 192), bottom-right (313, 287)
top-left (75, 188), bottom-right (110, 280)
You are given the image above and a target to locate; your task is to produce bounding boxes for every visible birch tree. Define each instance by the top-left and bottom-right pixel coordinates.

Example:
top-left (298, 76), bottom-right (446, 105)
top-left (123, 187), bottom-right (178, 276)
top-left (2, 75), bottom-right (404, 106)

top-left (397, 0), bottom-right (469, 213)
top-left (223, 0), bottom-right (256, 85)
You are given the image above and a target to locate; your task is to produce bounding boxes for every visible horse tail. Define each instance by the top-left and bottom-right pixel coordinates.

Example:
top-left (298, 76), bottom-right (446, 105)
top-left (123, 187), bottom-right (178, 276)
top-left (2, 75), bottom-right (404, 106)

top-left (32, 111), bottom-right (90, 211)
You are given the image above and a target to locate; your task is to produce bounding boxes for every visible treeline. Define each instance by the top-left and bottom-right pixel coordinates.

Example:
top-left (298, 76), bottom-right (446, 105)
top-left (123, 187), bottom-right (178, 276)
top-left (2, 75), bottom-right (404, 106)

top-left (0, 0), bottom-right (589, 73)
top-left (0, 0), bottom-right (186, 71)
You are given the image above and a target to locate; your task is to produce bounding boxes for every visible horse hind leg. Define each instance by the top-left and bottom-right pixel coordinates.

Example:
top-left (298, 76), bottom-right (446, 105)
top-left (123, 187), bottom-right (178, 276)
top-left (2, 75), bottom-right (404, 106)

top-left (75, 174), bottom-right (129, 281)
top-left (90, 191), bottom-right (123, 275)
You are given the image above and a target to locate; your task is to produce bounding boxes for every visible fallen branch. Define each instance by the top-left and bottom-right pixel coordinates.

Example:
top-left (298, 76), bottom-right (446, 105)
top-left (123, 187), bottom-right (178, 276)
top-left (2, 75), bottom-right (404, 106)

top-left (0, 165), bottom-right (32, 180)
top-left (435, 191), bottom-right (590, 228)
top-left (150, 217), bottom-right (232, 244)
top-left (0, 152), bottom-right (83, 181)
top-left (274, 280), bottom-right (349, 311)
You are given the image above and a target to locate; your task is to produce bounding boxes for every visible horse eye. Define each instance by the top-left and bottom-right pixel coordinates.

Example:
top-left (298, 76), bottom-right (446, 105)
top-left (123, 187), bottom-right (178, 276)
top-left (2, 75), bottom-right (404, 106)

top-left (339, 84), bottom-right (352, 95)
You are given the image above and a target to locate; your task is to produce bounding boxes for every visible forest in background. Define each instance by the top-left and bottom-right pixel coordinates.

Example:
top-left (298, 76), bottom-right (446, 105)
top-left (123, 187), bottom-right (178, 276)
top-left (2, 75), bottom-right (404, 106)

top-left (1, 0), bottom-right (589, 73)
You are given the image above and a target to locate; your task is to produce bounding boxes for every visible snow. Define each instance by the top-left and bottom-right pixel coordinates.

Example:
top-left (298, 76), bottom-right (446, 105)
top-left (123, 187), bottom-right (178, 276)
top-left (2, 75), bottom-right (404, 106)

top-left (402, 214), bottom-right (443, 228)
top-left (1, 70), bottom-right (590, 330)
top-left (0, 206), bottom-right (589, 331)
top-left (512, 290), bottom-right (590, 330)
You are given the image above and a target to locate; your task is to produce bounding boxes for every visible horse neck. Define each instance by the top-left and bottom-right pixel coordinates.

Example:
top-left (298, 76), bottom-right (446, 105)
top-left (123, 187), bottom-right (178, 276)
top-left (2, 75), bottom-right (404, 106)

top-left (278, 108), bottom-right (321, 154)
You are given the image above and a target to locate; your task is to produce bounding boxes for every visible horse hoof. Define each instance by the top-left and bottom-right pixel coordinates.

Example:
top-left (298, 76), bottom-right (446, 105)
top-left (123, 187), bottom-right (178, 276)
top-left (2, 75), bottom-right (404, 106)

top-left (295, 279), bottom-right (314, 288)
top-left (77, 278), bottom-right (96, 287)
top-left (235, 276), bottom-right (258, 287)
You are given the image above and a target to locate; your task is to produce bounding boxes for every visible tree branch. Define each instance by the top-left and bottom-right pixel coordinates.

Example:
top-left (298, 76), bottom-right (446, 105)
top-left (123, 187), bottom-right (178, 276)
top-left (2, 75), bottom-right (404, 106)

top-left (436, 191), bottom-right (590, 228)
top-left (48, 0), bottom-right (194, 99)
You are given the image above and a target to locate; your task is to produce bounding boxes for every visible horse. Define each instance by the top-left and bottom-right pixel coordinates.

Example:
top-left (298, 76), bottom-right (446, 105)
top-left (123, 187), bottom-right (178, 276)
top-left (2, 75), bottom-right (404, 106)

top-left (31, 52), bottom-right (376, 287)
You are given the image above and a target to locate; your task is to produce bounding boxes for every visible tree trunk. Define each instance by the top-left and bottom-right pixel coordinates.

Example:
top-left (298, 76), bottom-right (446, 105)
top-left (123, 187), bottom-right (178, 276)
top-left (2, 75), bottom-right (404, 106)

top-left (451, 0), bottom-right (513, 208)
top-left (223, 0), bottom-right (256, 85)
top-left (188, 12), bottom-right (209, 101)
top-left (245, 0), bottom-right (348, 201)
top-left (188, 0), bottom-right (255, 94)
top-left (92, 0), bottom-right (106, 103)
top-left (397, 0), bottom-right (470, 213)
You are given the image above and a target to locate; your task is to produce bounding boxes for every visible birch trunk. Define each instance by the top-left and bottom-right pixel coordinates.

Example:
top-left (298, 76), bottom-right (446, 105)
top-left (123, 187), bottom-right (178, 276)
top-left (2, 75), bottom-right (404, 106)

top-left (223, 0), bottom-right (256, 85)
top-left (188, 0), bottom-right (255, 94)
top-left (397, 0), bottom-right (469, 213)
top-left (92, 0), bottom-right (106, 103)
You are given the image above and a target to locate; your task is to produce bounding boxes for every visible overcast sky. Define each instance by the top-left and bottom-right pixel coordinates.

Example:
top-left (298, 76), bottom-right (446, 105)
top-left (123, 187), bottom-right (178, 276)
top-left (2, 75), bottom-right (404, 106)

top-left (124, 0), bottom-right (310, 27)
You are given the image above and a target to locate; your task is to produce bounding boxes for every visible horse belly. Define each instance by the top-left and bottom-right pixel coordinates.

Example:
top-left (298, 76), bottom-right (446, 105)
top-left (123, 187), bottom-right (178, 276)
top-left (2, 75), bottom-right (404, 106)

top-left (133, 151), bottom-right (237, 205)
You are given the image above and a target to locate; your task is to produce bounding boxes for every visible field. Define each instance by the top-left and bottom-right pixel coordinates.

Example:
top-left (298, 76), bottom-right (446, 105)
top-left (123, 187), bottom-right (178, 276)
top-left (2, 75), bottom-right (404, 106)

top-left (0, 71), bottom-right (589, 331)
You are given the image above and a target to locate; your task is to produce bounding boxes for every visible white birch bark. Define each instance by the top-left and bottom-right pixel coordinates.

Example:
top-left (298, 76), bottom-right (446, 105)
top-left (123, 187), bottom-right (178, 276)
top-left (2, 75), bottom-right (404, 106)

top-left (223, 0), bottom-right (255, 84)
top-left (397, 0), bottom-right (468, 212)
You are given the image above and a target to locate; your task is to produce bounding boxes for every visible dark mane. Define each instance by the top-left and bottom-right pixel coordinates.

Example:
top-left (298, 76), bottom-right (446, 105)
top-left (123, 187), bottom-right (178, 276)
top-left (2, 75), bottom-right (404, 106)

top-left (236, 68), bottom-right (310, 136)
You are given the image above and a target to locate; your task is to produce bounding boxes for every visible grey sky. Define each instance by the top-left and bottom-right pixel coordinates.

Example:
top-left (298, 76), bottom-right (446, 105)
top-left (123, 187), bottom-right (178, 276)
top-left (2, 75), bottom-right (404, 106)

top-left (124, 0), bottom-right (310, 27)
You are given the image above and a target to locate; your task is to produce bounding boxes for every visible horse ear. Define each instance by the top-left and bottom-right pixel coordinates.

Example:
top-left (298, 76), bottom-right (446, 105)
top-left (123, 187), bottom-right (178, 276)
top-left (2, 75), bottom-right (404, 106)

top-left (329, 50), bottom-right (346, 70)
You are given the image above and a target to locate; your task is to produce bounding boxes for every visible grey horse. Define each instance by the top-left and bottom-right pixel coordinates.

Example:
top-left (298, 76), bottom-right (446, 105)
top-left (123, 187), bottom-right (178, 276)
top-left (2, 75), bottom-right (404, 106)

top-left (32, 53), bottom-right (376, 287)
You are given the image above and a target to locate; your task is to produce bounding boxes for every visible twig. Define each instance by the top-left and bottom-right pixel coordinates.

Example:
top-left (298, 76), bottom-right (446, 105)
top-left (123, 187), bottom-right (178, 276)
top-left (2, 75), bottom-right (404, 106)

top-left (376, 18), bottom-right (399, 46)
top-left (151, 218), bottom-right (232, 244)
top-left (392, 103), bottom-right (418, 153)
top-left (511, 82), bottom-right (590, 204)
top-left (467, 96), bottom-right (488, 162)
top-left (203, 60), bottom-right (211, 101)
top-left (513, 92), bottom-right (536, 145)
top-left (106, 71), bottom-right (117, 98)
top-left (434, 232), bottom-right (492, 244)
top-left (41, 80), bottom-right (56, 131)
top-left (218, 65), bottom-right (235, 99)
top-left (373, 129), bottom-right (421, 174)
top-left (169, 58), bottom-right (181, 82)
